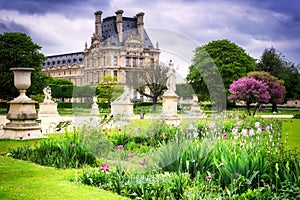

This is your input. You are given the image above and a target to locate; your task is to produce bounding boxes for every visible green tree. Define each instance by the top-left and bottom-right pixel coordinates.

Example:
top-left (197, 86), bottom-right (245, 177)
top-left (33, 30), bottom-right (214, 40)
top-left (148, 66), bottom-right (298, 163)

top-left (73, 85), bottom-right (96, 100)
top-left (0, 32), bottom-right (50, 100)
top-left (48, 78), bottom-right (73, 101)
top-left (176, 83), bottom-right (194, 99)
top-left (186, 39), bottom-right (255, 111)
top-left (256, 47), bottom-right (300, 100)
top-left (96, 76), bottom-right (118, 104)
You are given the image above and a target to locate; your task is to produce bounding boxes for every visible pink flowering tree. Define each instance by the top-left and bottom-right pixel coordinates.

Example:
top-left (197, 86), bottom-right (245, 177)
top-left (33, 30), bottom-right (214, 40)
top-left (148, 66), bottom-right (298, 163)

top-left (229, 77), bottom-right (270, 115)
top-left (248, 71), bottom-right (286, 112)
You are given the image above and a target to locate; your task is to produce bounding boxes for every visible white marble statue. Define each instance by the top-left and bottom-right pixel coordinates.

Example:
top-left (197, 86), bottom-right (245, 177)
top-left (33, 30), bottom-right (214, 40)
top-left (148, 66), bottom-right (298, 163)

top-left (43, 86), bottom-right (53, 103)
top-left (115, 85), bottom-right (131, 102)
top-left (166, 60), bottom-right (176, 93)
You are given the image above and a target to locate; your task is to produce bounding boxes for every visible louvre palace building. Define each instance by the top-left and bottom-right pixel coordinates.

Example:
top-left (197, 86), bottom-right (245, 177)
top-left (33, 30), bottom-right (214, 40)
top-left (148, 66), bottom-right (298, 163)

top-left (41, 10), bottom-right (160, 87)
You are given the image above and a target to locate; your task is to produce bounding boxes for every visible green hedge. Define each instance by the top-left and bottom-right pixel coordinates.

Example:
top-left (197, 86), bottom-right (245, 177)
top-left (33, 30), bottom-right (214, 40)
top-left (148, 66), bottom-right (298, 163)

top-left (57, 102), bottom-right (109, 109)
top-left (0, 102), bottom-right (8, 109)
top-left (134, 102), bottom-right (162, 107)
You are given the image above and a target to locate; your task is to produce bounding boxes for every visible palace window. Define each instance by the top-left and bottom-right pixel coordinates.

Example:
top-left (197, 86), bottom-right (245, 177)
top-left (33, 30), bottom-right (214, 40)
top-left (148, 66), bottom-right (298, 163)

top-left (133, 57), bottom-right (137, 67)
top-left (113, 70), bottom-right (118, 78)
top-left (113, 56), bottom-right (118, 66)
top-left (126, 57), bottom-right (130, 67)
top-left (139, 58), bottom-right (143, 66)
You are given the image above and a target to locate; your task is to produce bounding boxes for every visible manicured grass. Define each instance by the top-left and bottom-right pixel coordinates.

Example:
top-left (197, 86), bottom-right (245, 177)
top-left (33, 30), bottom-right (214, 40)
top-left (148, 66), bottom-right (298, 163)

top-left (0, 156), bottom-right (128, 200)
top-left (282, 118), bottom-right (300, 154)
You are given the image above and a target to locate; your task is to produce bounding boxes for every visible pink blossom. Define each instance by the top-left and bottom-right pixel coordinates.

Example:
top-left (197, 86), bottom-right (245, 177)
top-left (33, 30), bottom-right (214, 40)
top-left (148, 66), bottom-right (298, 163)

top-left (128, 153), bottom-right (134, 158)
top-left (140, 159), bottom-right (146, 166)
top-left (100, 164), bottom-right (110, 172)
top-left (206, 175), bottom-right (212, 182)
top-left (118, 145), bottom-right (123, 150)
top-left (118, 128), bottom-right (122, 131)
top-left (162, 132), bottom-right (167, 139)
top-left (149, 132), bottom-right (154, 137)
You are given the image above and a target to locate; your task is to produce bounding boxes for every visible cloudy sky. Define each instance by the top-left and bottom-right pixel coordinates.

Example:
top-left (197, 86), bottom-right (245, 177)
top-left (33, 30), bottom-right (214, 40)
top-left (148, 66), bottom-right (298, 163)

top-left (1, 0), bottom-right (299, 77)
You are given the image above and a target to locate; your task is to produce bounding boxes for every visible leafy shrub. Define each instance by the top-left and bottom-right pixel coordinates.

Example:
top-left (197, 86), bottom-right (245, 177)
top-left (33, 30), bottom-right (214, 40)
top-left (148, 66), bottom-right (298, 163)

top-left (9, 134), bottom-right (96, 169)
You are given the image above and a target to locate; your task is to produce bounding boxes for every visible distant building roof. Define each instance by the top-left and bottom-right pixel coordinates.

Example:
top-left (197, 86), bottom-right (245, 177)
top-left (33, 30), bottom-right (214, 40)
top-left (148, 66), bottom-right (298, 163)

top-left (42, 52), bottom-right (84, 68)
top-left (101, 16), bottom-right (154, 48)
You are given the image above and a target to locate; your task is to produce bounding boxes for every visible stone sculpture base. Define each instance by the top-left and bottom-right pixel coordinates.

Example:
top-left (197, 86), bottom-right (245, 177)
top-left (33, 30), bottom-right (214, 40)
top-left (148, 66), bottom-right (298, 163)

top-left (188, 103), bottom-right (206, 118)
top-left (90, 103), bottom-right (100, 115)
top-left (161, 93), bottom-right (180, 125)
top-left (111, 102), bottom-right (134, 118)
top-left (38, 102), bottom-right (59, 117)
top-left (1, 99), bottom-right (43, 140)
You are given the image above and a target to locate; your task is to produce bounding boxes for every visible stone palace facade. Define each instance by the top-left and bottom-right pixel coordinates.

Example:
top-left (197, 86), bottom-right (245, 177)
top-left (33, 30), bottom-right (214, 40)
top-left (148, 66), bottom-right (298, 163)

top-left (41, 10), bottom-right (160, 87)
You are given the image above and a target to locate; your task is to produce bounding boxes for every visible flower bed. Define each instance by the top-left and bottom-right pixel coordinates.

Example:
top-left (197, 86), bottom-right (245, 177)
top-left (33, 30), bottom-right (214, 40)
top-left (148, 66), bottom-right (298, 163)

top-left (79, 116), bottom-right (299, 199)
top-left (8, 115), bottom-right (300, 199)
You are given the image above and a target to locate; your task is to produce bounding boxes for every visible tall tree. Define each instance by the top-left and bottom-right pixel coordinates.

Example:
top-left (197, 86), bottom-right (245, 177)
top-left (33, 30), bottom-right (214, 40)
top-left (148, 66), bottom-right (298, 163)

top-left (126, 63), bottom-right (168, 111)
top-left (96, 76), bottom-right (119, 104)
top-left (228, 77), bottom-right (270, 116)
top-left (0, 32), bottom-right (50, 100)
top-left (186, 39), bottom-right (255, 111)
top-left (248, 71), bottom-right (286, 112)
top-left (256, 47), bottom-right (300, 100)
top-left (48, 78), bottom-right (73, 101)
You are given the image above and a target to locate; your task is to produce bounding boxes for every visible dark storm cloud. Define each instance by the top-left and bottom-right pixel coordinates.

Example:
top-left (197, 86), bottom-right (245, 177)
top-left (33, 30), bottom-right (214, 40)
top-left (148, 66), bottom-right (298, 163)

top-left (0, 20), bottom-right (29, 33)
top-left (0, 0), bottom-right (109, 18)
top-left (241, 0), bottom-right (300, 40)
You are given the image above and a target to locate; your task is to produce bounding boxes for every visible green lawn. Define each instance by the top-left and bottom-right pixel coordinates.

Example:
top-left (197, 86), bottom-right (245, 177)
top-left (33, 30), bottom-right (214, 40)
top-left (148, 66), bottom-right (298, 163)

top-left (0, 138), bottom-right (128, 200)
top-left (0, 156), bottom-right (129, 200)
top-left (282, 118), bottom-right (300, 153)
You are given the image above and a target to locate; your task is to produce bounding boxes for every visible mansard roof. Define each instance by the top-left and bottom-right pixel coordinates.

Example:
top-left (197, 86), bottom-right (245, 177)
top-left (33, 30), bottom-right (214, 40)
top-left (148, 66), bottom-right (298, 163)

top-left (42, 52), bottom-right (84, 68)
top-left (101, 16), bottom-right (154, 48)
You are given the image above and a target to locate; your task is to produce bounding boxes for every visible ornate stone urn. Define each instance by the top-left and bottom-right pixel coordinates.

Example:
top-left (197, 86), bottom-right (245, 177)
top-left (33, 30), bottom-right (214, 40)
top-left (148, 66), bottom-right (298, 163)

top-left (1, 68), bottom-right (43, 139)
top-left (11, 67), bottom-right (34, 100)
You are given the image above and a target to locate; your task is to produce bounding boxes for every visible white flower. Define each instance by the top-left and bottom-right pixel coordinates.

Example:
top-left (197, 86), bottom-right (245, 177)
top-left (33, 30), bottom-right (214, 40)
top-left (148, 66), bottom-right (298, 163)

top-left (241, 129), bottom-right (248, 136)
top-left (249, 129), bottom-right (254, 136)
top-left (255, 122), bottom-right (260, 128)
top-left (193, 132), bottom-right (198, 138)
top-left (257, 127), bottom-right (262, 134)
top-left (231, 128), bottom-right (238, 135)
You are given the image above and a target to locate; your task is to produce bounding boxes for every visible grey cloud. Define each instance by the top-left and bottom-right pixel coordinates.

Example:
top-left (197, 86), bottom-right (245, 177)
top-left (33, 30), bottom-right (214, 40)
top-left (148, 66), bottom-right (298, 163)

top-left (0, 20), bottom-right (29, 33)
top-left (0, 0), bottom-right (109, 18)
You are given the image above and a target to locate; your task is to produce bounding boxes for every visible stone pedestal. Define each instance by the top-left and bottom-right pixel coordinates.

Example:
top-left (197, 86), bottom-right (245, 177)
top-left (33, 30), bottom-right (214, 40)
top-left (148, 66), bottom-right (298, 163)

top-left (111, 101), bottom-right (134, 118)
top-left (1, 68), bottom-right (43, 140)
top-left (38, 102), bottom-right (59, 117)
top-left (2, 99), bottom-right (43, 139)
top-left (161, 92), bottom-right (180, 124)
top-left (188, 95), bottom-right (206, 118)
top-left (90, 96), bottom-right (100, 115)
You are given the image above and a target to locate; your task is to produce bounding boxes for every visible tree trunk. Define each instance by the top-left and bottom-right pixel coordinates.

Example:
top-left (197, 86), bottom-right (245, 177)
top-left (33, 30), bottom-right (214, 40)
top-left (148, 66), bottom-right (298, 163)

top-left (246, 102), bottom-right (251, 116)
top-left (152, 97), bottom-right (157, 112)
top-left (253, 103), bottom-right (261, 116)
top-left (272, 103), bottom-right (278, 113)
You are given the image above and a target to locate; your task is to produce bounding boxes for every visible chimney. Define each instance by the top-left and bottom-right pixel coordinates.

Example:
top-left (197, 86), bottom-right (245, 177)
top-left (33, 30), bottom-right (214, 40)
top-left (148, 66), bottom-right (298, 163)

top-left (115, 10), bottom-right (123, 43)
top-left (136, 12), bottom-right (144, 42)
top-left (94, 11), bottom-right (102, 40)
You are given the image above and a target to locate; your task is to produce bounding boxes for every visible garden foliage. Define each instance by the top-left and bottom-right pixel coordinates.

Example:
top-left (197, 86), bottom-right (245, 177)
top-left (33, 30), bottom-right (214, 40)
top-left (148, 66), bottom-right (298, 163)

top-left (79, 116), bottom-right (299, 199)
